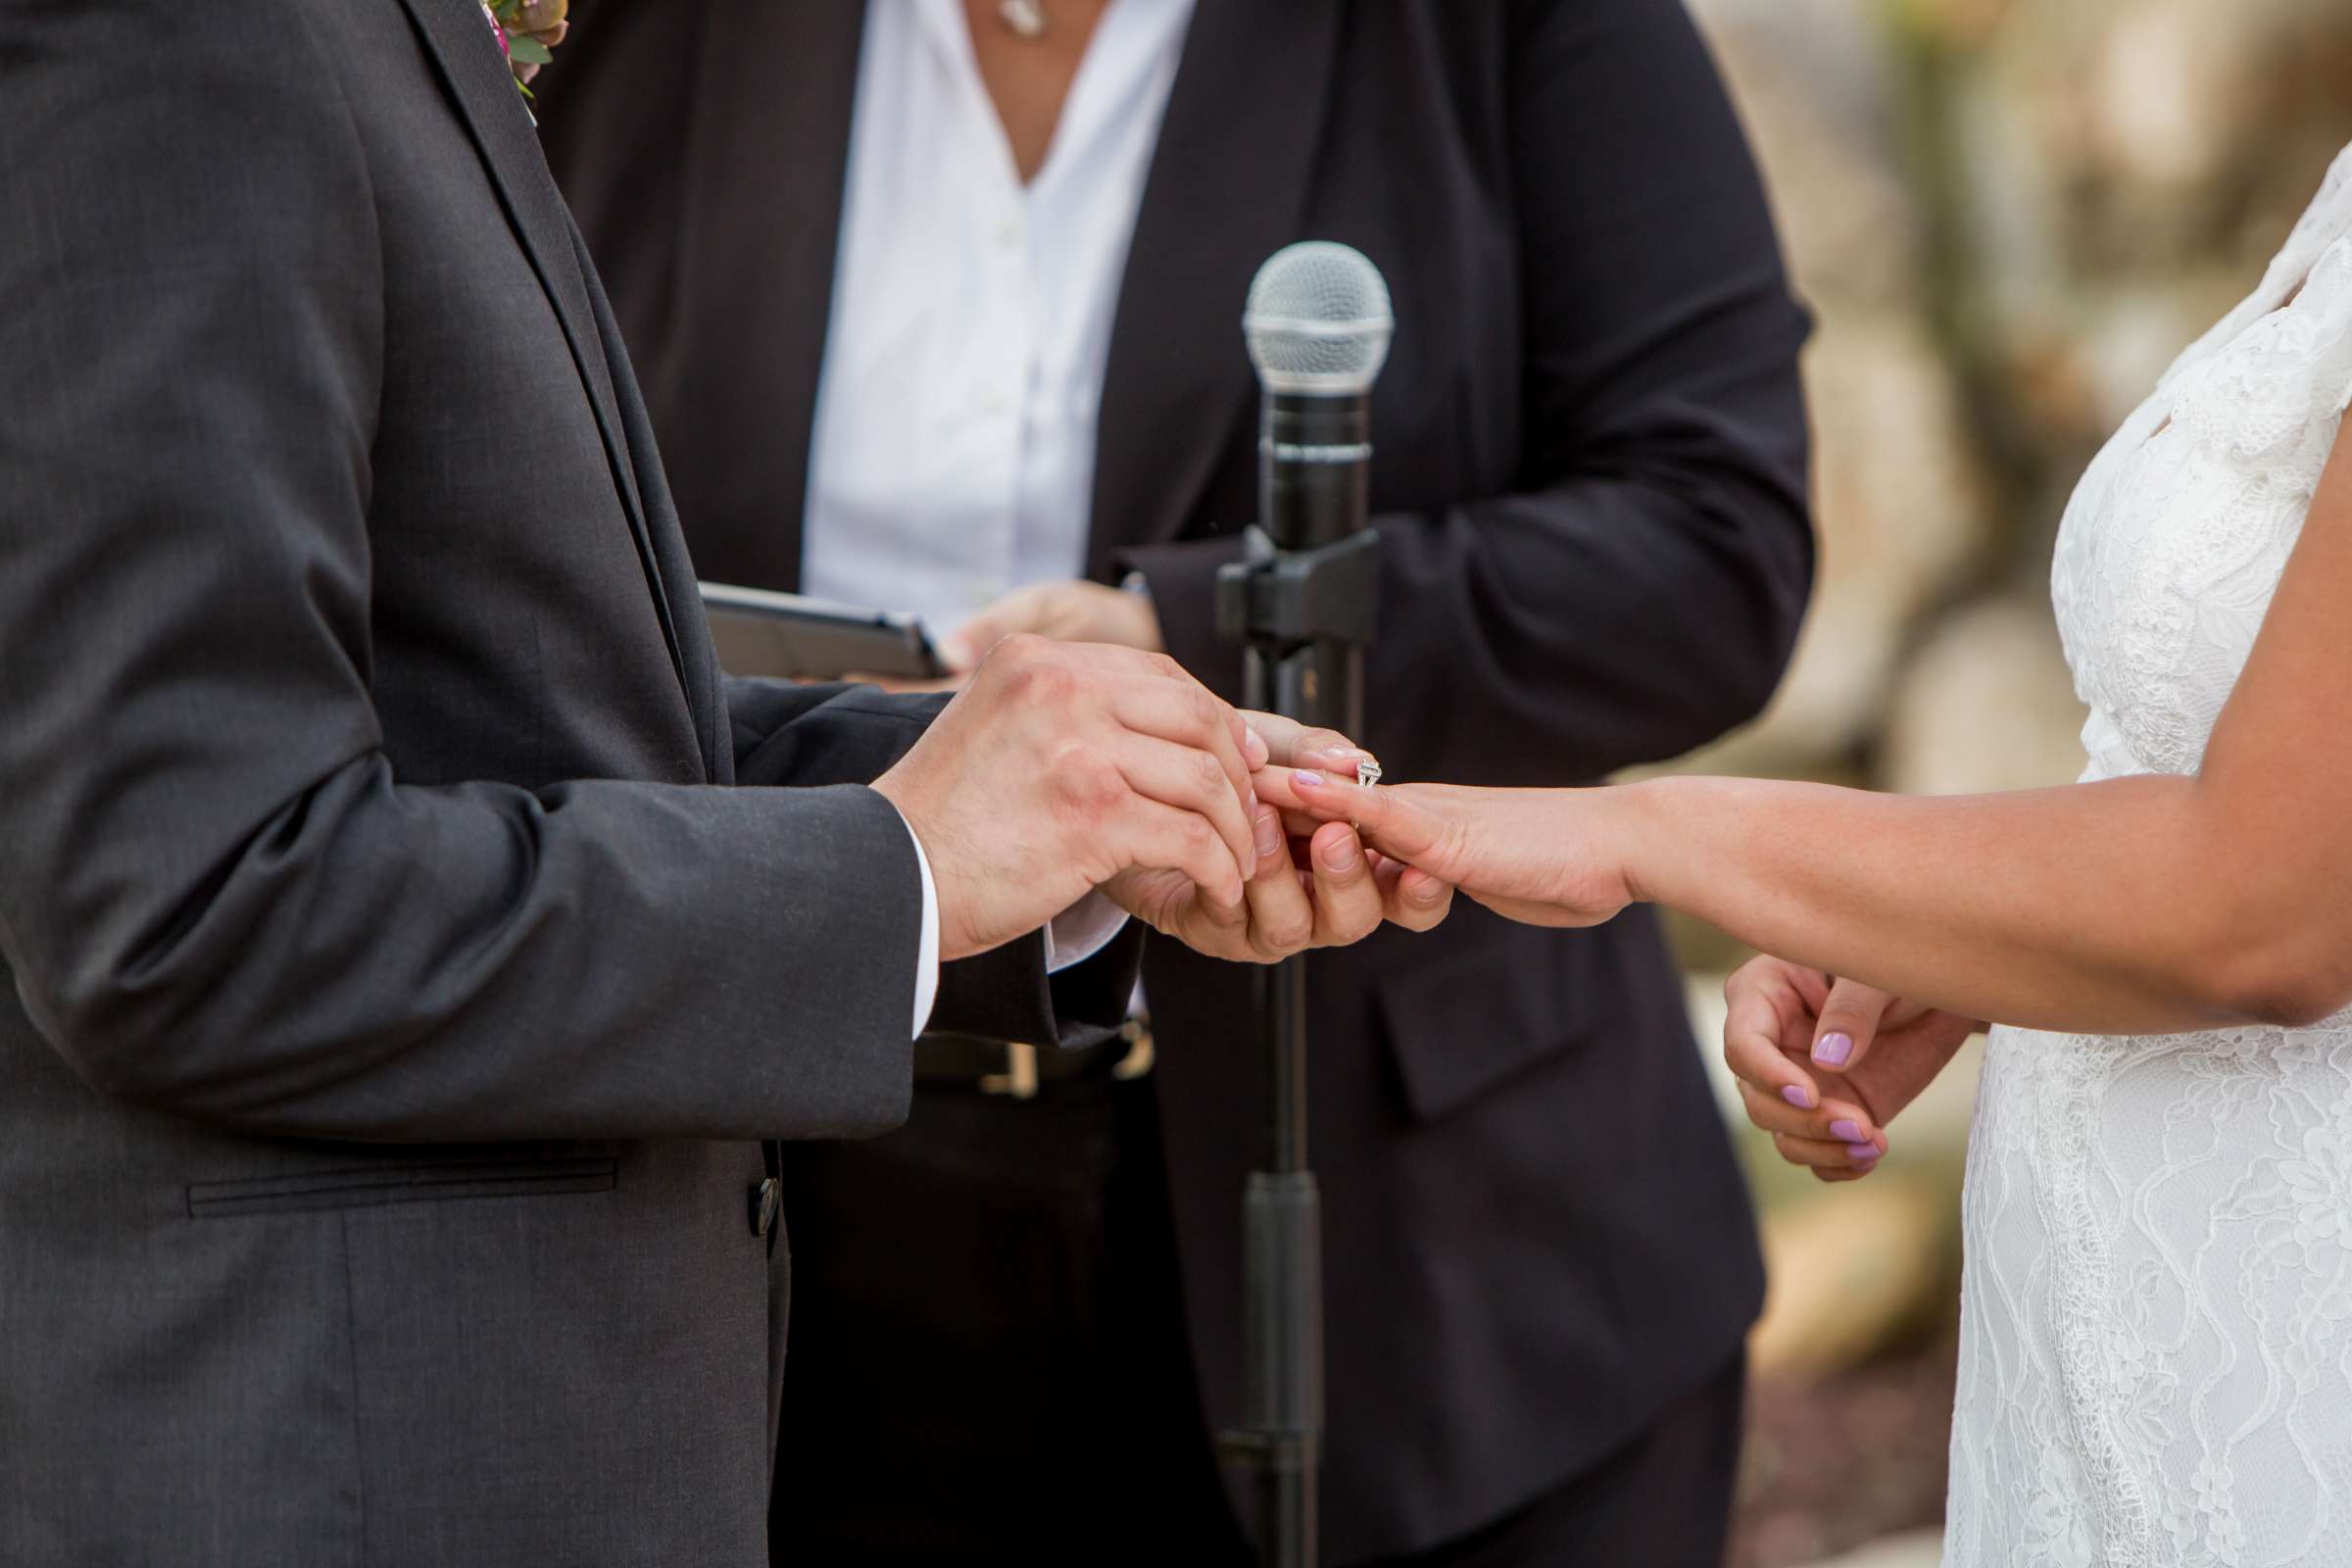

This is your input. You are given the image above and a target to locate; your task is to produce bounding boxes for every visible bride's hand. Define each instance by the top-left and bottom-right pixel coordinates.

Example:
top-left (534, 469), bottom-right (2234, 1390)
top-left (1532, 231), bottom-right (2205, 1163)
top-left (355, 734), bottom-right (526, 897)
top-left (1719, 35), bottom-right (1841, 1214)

top-left (1722, 956), bottom-right (1981, 1182)
top-left (1251, 770), bottom-right (1636, 928)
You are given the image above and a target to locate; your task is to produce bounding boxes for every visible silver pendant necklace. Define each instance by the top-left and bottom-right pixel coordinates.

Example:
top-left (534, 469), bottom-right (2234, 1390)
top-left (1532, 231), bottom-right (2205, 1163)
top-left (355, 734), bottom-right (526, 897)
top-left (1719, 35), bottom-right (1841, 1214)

top-left (998, 0), bottom-right (1047, 39)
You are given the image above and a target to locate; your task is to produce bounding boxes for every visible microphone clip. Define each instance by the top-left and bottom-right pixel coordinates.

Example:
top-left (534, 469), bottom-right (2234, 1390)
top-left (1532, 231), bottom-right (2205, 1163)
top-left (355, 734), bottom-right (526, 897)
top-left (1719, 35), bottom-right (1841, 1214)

top-left (1214, 524), bottom-right (1383, 652)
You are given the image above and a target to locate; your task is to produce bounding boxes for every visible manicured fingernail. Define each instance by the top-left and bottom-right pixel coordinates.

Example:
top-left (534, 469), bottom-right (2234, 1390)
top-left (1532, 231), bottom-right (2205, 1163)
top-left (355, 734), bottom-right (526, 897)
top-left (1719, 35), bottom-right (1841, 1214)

top-left (1294, 770), bottom-right (1326, 789)
top-left (1847, 1144), bottom-right (1880, 1163)
top-left (1829, 1118), bottom-right (1862, 1143)
top-left (1318, 833), bottom-right (1360, 873)
top-left (1253, 807), bottom-right (1281, 859)
top-left (1813, 1032), bottom-right (1853, 1066)
top-left (1781, 1084), bottom-right (1815, 1110)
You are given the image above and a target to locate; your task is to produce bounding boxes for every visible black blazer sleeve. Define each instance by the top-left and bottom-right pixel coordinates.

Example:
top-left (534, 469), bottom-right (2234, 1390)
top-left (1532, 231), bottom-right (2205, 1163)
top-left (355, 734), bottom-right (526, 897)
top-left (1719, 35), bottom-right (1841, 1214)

top-left (1125, 0), bottom-right (1813, 784)
top-left (0, 5), bottom-right (929, 1147)
top-left (723, 675), bottom-right (1146, 1051)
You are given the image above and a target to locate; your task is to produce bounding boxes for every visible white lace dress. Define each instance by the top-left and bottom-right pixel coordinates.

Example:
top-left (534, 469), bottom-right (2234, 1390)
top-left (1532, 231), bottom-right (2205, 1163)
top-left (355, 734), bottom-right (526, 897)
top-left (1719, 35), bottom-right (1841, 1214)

top-left (1945, 146), bottom-right (2352, 1567)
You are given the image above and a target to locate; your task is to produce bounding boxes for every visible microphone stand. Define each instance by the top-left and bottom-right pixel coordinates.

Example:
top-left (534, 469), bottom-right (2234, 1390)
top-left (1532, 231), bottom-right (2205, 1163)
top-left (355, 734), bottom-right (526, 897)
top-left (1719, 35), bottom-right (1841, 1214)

top-left (1216, 390), bottom-right (1382, 1568)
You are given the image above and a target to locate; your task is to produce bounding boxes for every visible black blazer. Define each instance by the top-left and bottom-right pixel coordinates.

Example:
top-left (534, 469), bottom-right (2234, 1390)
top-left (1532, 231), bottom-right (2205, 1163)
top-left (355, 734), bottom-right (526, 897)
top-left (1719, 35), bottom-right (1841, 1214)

top-left (0, 1), bottom-right (1132, 1561)
top-left (544, 1), bottom-right (1813, 1555)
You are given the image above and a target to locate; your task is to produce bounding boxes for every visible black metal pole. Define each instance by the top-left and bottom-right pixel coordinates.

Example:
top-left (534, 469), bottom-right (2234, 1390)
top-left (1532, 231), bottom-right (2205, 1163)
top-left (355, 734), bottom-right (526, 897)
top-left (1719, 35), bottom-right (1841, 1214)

top-left (1237, 651), bottom-right (1322, 1568)
top-left (1218, 390), bottom-right (1381, 1568)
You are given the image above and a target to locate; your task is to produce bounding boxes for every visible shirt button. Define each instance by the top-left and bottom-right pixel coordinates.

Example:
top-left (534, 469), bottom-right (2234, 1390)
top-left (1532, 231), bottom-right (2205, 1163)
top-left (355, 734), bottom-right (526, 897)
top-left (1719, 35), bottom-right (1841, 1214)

top-left (995, 216), bottom-right (1022, 249)
top-left (975, 386), bottom-right (1011, 416)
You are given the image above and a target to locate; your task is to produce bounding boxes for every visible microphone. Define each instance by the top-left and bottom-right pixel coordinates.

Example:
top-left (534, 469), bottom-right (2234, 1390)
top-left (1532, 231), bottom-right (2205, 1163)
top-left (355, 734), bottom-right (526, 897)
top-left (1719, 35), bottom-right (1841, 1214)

top-left (1216, 241), bottom-right (1392, 1568)
top-left (1229, 242), bottom-right (1394, 737)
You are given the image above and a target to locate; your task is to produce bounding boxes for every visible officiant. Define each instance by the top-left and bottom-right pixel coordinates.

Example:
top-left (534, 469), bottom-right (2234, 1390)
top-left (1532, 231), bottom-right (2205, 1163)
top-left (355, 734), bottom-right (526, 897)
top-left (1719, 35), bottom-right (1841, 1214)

top-left (543, 1), bottom-right (1813, 1561)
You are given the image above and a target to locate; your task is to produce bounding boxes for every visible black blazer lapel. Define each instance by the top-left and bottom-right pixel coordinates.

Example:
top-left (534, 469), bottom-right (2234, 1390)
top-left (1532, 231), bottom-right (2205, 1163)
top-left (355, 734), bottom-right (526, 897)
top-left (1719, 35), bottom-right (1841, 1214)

top-left (1086, 0), bottom-right (1346, 576)
top-left (658, 0), bottom-right (870, 594)
top-left (393, 0), bottom-right (707, 770)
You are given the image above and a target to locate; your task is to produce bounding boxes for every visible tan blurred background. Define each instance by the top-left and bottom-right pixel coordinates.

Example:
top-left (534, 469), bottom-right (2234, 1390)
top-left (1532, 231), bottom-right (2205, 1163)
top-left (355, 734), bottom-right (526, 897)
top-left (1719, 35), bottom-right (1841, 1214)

top-left (1670, 1), bottom-right (2352, 1563)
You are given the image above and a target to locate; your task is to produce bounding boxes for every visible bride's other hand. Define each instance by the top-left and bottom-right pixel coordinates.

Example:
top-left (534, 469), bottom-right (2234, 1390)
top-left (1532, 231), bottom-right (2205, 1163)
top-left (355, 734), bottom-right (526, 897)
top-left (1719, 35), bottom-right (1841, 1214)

top-left (1722, 956), bottom-right (1980, 1182)
top-left (1253, 770), bottom-right (1635, 928)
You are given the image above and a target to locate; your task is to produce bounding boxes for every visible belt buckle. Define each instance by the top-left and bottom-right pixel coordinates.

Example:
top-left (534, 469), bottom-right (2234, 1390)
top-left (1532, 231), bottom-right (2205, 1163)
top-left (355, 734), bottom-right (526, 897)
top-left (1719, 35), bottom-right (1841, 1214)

top-left (978, 1041), bottom-right (1039, 1101)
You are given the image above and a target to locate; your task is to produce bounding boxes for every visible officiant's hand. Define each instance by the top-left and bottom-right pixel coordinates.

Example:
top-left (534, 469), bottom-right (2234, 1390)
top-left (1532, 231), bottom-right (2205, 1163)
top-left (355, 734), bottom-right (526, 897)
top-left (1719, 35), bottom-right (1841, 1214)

top-left (873, 635), bottom-right (1263, 960)
top-left (849, 582), bottom-right (1162, 694)
top-left (1104, 718), bottom-right (1453, 961)
top-left (940, 580), bottom-right (1162, 671)
top-left (1721, 957), bottom-right (1981, 1182)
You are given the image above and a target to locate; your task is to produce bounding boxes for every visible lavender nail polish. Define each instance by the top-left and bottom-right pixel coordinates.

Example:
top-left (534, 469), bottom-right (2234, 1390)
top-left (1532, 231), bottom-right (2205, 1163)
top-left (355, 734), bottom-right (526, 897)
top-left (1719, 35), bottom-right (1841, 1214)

top-left (1829, 1118), bottom-right (1862, 1143)
top-left (1813, 1032), bottom-right (1854, 1067)
top-left (1847, 1143), bottom-right (1880, 1162)
top-left (1295, 770), bottom-right (1326, 789)
top-left (1781, 1084), bottom-right (1815, 1110)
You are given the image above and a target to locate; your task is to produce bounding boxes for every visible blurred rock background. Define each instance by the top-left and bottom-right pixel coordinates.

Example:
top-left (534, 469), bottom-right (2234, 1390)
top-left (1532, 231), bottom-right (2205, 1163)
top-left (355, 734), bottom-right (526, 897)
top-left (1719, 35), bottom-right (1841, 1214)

top-left (1669, 1), bottom-right (2352, 1562)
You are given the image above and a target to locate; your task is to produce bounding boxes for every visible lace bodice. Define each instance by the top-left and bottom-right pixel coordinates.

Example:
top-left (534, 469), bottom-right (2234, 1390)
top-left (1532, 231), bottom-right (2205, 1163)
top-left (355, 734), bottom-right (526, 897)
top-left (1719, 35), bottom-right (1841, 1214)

top-left (1945, 146), bottom-right (2352, 1567)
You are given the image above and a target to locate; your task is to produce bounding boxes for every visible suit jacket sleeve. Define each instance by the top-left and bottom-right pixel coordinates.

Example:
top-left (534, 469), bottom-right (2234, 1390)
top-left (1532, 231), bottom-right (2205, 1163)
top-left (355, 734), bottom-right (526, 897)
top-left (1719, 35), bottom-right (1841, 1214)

top-left (1124, 0), bottom-right (1814, 784)
top-left (722, 676), bottom-right (1143, 1050)
top-left (0, 1), bottom-right (928, 1146)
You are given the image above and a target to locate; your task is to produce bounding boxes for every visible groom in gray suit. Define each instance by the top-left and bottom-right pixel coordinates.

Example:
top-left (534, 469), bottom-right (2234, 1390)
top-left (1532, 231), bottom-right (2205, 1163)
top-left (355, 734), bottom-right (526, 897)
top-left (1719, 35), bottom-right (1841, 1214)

top-left (0, 1), bottom-right (1403, 1561)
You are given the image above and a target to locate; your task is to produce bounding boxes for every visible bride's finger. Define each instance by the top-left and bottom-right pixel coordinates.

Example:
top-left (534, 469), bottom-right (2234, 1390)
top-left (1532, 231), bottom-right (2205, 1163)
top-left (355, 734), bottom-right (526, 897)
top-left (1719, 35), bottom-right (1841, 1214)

top-left (1771, 1131), bottom-right (1886, 1172)
top-left (1265, 768), bottom-right (1447, 865)
top-left (1810, 975), bottom-right (1897, 1075)
top-left (1735, 1079), bottom-right (1886, 1150)
top-left (1723, 965), bottom-right (1822, 1111)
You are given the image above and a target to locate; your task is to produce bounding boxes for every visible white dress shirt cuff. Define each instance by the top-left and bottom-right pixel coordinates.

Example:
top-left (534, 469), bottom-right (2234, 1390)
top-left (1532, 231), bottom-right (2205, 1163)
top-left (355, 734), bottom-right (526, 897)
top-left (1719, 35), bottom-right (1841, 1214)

top-left (1043, 893), bottom-right (1130, 975)
top-left (898, 812), bottom-right (944, 1039)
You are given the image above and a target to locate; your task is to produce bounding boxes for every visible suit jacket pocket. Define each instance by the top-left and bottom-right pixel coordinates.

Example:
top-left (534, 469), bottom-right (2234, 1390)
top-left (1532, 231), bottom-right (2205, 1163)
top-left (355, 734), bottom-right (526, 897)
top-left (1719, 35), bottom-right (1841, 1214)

top-left (187, 1152), bottom-right (617, 1218)
top-left (1373, 917), bottom-right (1599, 1124)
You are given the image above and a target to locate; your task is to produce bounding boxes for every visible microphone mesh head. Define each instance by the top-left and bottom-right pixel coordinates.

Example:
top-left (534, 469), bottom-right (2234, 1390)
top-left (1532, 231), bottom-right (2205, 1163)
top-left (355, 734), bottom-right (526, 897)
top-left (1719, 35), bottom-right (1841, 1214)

top-left (1243, 241), bottom-right (1394, 395)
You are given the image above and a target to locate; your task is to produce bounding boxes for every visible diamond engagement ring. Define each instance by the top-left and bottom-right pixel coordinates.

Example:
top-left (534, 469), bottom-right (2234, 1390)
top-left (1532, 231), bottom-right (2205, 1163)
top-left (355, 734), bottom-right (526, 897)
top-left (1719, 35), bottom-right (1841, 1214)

top-left (1355, 760), bottom-right (1383, 788)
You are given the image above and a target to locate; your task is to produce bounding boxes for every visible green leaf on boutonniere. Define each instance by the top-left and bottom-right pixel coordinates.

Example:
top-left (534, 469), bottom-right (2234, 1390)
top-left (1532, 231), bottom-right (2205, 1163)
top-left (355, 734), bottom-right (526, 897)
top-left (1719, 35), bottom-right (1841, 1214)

top-left (506, 33), bottom-right (553, 66)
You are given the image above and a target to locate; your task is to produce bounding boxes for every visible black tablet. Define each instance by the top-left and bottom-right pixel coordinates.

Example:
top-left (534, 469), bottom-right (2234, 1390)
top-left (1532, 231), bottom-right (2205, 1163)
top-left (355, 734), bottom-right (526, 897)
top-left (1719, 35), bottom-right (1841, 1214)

top-left (698, 582), bottom-right (946, 682)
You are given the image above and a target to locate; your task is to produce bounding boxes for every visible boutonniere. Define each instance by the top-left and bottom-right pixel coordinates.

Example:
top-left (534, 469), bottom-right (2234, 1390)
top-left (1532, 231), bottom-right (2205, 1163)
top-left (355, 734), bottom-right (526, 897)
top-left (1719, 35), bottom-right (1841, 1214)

top-left (479, 0), bottom-right (568, 101)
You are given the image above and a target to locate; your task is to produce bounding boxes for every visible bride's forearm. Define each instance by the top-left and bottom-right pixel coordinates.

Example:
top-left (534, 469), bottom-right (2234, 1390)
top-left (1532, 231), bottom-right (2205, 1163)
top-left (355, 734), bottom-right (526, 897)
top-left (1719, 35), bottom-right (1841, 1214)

top-left (1612, 773), bottom-right (2341, 1035)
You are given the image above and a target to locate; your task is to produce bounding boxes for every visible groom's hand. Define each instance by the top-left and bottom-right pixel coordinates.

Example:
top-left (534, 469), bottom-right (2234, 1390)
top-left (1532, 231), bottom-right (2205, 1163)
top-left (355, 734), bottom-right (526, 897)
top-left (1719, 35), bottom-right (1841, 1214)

top-left (872, 635), bottom-right (1264, 960)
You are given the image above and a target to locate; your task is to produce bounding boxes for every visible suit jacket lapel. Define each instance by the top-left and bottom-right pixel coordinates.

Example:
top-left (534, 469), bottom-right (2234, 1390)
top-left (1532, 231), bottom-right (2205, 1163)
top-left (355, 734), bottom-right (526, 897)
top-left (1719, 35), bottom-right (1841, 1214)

top-left (662, 0), bottom-right (870, 595)
top-left (1086, 0), bottom-right (1346, 576)
top-left (393, 0), bottom-right (707, 770)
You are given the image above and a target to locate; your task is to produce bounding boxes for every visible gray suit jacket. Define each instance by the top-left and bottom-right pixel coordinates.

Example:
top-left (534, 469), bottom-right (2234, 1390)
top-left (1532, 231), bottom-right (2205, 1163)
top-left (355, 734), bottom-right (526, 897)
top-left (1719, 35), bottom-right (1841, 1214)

top-left (0, 1), bottom-right (1137, 1561)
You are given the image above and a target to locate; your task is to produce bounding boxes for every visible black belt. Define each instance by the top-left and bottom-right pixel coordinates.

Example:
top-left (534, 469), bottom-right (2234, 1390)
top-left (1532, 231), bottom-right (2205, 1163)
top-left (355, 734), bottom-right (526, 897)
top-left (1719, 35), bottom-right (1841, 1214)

top-left (913, 1021), bottom-right (1154, 1100)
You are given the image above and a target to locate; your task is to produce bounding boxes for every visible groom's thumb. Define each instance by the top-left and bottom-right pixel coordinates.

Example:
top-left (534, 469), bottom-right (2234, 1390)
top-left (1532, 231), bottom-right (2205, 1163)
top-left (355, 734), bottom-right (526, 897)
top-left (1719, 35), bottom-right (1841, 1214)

top-left (1810, 977), bottom-right (1892, 1074)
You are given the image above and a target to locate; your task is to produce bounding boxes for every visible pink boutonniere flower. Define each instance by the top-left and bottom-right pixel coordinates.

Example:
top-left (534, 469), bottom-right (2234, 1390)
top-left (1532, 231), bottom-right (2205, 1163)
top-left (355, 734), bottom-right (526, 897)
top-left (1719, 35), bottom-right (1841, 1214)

top-left (480, 0), bottom-right (568, 100)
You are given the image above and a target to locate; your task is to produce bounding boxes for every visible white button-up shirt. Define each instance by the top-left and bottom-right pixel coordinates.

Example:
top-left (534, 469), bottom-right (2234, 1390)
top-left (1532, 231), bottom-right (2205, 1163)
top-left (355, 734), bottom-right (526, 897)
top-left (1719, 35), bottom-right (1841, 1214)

top-left (832, 0), bottom-right (1194, 1033)
top-left (802, 0), bottom-right (1196, 642)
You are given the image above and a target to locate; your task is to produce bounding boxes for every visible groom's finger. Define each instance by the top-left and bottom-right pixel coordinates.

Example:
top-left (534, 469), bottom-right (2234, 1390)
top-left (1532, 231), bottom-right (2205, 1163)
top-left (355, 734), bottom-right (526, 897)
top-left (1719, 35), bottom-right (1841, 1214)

top-left (1810, 976), bottom-right (1895, 1075)
top-left (1110, 672), bottom-right (1255, 822)
top-left (1305, 822), bottom-right (1382, 946)
top-left (1240, 805), bottom-right (1316, 959)
top-left (1113, 734), bottom-right (1257, 883)
top-left (1373, 853), bottom-right (1452, 932)
top-left (1238, 712), bottom-right (1372, 776)
top-left (1122, 797), bottom-right (1249, 908)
